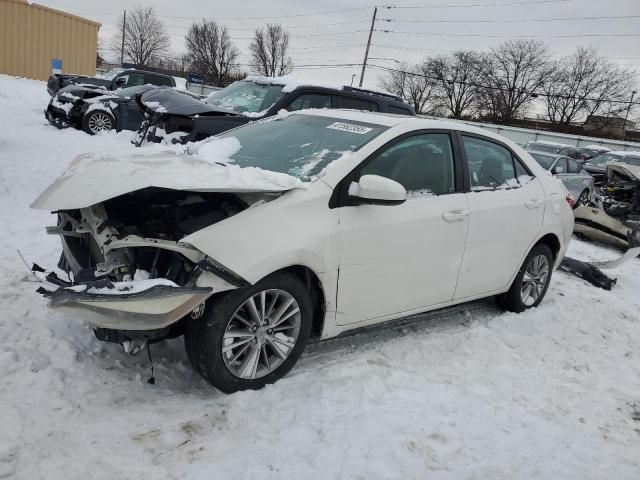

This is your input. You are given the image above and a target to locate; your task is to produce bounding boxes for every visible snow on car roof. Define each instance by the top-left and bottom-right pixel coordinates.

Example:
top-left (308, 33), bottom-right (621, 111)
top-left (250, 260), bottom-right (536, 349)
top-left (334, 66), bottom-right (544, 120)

top-left (244, 75), bottom-right (396, 97)
top-left (581, 144), bottom-right (610, 150)
top-left (606, 150), bottom-right (640, 156)
top-left (528, 140), bottom-right (574, 148)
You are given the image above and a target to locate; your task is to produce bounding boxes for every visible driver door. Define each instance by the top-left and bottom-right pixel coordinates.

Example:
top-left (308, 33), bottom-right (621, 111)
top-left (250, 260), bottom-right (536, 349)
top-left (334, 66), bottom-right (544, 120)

top-left (335, 132), bottom-right (470, 325)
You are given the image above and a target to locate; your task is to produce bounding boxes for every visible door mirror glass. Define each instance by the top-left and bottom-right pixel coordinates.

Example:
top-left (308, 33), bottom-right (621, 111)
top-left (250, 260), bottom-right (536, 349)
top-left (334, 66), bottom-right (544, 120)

top-left (552, 166), bottom-right (564, 174)
top-left (115, 76), bottom-right (127, 86)
top-left (349, 175), bottom-right (407, 205)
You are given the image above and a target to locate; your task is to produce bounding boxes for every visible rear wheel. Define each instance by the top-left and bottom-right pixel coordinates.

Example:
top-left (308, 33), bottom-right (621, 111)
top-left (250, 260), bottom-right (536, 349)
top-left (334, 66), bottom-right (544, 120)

top-left (82, 109), bottom-right (114, 135)
top-left (184, 272), bottom-right (312, 393)
top-left (499, 244), bottom-right (553, 313)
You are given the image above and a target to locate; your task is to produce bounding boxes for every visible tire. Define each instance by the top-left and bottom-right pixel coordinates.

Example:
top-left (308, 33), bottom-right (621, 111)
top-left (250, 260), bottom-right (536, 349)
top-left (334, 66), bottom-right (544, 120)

top-left (574, 189), bottom-right (589, 209)
top-left (82, 109), bottom-right (115, 135)
top-left (184, 272), bottom-right (313, 393)
top-left (499, 244), bottom-right (554, 313)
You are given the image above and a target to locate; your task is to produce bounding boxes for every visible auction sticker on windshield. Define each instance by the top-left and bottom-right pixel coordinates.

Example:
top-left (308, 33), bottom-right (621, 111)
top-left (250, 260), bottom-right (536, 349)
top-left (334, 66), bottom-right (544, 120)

top-left (326, 122), bottom-right (373, 135)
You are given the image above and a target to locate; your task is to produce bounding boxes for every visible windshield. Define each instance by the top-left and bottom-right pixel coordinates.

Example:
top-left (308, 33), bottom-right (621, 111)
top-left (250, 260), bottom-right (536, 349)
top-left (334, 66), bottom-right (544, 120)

top-left (100, 68), bottom-right (124, 80)
top-left (206, 81), bottom-right (286, 114)
top-left (524, 142), bottom-right (563, 154)
top-left (529, 152), bottom-right (556, 169)
top-left (589, 153), bottom-right (623, 166)
top-left (199, 114), bottom-right (388, 181)
top-left (114, 84), bottom-right (154, 98)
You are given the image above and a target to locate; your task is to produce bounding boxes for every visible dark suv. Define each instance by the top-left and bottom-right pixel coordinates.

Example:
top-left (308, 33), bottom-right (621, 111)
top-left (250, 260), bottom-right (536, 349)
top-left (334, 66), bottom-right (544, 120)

top-left (47, 68), bottom-right (176, 96)
top-left (136, 77), bottom-right (415, 144)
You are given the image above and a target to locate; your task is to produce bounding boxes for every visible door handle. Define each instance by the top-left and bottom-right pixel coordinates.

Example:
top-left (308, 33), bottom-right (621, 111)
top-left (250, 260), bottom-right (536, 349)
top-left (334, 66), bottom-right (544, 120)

top-left (442, 210), bottom-right (469, 222)
top-left (525, 199), bottom-right (543, 209)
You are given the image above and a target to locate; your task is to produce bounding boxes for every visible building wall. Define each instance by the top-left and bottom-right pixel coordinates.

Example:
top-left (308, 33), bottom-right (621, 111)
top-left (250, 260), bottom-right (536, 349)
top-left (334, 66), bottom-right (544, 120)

top-left (0, 0), bottom-right (100, 81)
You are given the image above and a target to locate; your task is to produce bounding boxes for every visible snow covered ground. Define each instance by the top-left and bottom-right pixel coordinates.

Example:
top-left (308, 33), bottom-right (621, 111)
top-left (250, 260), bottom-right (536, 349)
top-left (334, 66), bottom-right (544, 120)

top-left (1, 74), bottom-right (639, 479)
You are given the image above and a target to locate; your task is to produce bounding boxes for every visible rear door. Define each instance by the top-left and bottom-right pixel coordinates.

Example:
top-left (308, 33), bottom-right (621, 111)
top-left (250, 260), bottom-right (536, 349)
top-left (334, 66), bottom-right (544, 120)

top-left (454, 133), bottom-right (545, 299)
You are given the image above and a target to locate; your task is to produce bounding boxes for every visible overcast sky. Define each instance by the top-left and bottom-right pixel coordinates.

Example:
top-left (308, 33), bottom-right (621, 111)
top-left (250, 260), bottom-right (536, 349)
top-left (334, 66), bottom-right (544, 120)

top-left (41, 0), bottom-right (640, 91)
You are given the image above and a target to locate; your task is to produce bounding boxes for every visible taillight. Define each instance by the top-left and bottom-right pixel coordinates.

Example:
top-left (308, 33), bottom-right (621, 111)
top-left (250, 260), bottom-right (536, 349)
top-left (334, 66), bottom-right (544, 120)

top-left (565, 192), bottom-right (575, 208)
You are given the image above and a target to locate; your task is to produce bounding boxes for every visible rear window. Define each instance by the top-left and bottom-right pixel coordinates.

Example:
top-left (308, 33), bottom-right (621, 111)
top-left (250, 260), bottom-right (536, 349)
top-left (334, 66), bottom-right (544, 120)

top-left (334, 96), bottom-right (378, 112)
top-left (388, 105), bottom-right (413, 115)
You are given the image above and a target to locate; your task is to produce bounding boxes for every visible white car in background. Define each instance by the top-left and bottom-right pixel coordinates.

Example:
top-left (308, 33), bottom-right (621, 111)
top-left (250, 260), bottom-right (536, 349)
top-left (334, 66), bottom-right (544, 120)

top-left (32, 110), bottom-right (574, 393)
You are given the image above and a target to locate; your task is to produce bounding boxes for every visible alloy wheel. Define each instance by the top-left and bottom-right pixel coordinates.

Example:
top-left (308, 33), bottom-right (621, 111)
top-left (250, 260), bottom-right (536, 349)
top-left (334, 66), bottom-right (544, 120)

top-left (520, 254), bottom-right (550, 306)
top-left (88, 112), bottom-right (113, 133)
top-left (222, 289), bottom-right (301, 380)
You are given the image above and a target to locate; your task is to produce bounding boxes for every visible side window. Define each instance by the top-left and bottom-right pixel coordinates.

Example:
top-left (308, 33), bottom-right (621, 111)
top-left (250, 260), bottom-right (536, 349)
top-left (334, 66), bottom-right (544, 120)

top-left (118, 72), bottom-right (144, 87)
top-left (145, 74), bottom-right (172, 86)
top-left (287, 93), bottom-right (332, 111)
top-left (554, 158), bottom-right (568, 173)
top-left (359, 133), bottom-right (455, 195)
top-left (334, 96), bottom-right (378, 112)
top-left (462, 136), bottom-right (518, 190)
top-left (567, 159), bottom-right (581, 174)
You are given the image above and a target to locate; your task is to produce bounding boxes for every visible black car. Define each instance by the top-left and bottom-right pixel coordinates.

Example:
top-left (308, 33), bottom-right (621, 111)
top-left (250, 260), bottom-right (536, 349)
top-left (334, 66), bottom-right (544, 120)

top-left (136, 78), bottom-right (416, 145)
top-left (578, 145), bottom-right (610, 161)
top-left (46, 84), bottom-right (157, 135)
top-left (47, 68), bottom-right (176, 96)
top-left (522, 141), bottom-right (583, 161)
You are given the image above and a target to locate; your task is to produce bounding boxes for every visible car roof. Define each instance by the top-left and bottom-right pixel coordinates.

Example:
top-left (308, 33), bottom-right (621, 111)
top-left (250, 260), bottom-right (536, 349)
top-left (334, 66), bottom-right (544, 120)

top-left (527, 140), bottom-right (575, 148)
top-left (527, 150), bottom-right (566, 160)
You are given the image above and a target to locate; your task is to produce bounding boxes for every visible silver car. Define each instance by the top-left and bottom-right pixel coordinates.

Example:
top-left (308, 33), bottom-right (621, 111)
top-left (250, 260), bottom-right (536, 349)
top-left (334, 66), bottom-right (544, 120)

top-left (528, 151), bottom-right (594, 207)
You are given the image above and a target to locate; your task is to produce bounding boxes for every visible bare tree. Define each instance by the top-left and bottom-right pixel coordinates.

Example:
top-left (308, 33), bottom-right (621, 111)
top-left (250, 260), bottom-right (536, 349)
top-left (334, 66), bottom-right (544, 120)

top-left (543, 47), bottom-right (637, 129)
top-left (478, 40), bottom-right (550, 122)
top-left (377, 62), bottom-right (435, 114)
top-left (428, 51), bottom-right (484, 119)
top-left (184, 20), bottom-right (240, 87)
top-left (249, 23), bottom-right (293, 77)
top-left (111, 7), bottom-right (170, 66)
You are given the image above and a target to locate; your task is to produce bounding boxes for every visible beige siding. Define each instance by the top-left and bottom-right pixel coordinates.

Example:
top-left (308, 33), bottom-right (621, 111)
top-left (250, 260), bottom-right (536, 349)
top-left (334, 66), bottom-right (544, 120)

top-left (0, 0), bottom-right (100, 81)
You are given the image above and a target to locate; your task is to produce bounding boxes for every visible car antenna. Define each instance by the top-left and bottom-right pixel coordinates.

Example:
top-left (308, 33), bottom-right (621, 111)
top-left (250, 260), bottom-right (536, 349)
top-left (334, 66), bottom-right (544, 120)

top-left (146, 343), bottom-right (156, 385)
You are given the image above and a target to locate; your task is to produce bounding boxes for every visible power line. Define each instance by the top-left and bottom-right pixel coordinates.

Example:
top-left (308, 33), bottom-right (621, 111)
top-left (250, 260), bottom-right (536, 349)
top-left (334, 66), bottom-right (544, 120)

top-left (376, 29), bottom-right (640, 38)
top-left (377, 15), bottom-right (640, 24)
top-left (154, 6), bottom-right (371, 21)
top-left (387, 0), bottom-right (572, 9)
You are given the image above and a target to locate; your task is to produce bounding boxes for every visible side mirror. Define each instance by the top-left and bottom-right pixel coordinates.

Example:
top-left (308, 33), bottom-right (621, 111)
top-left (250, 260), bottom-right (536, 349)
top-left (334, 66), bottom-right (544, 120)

top-left (349, 174), bottom-right (407, 205)
top-left (552, 166), bottom-right (564, 174)
top-left (115, 77), bottom-right (127, 86)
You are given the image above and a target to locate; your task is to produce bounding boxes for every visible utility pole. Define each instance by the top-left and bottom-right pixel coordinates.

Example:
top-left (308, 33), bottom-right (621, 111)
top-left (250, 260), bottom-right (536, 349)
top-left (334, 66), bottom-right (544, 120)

top-left (359, 7), bottom-right (377, 87)
top-left (622, 90), bottom-right (637, 138)
top-left (120, 10), bottom-right (127, 67)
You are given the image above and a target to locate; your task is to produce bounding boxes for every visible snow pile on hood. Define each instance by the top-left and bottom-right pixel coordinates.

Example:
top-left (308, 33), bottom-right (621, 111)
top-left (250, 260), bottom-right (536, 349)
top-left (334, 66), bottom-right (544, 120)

top-left (143, 101), bottom-right (168, 113)
top-left (31, 138), bottom-right (304, 210)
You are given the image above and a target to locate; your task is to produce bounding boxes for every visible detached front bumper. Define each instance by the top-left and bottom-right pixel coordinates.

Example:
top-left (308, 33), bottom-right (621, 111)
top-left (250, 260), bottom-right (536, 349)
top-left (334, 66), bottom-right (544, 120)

top-left (42, 283), bottom-right (214, 330)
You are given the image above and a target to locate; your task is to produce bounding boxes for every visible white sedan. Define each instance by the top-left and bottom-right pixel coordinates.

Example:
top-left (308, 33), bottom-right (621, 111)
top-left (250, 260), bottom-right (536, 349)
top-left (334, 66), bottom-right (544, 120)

top-left (33, 110), bottom-right (574, 392)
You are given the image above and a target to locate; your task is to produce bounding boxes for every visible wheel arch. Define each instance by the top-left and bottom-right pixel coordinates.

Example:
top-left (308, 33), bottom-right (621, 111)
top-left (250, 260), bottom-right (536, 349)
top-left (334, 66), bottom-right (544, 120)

top-left (534, 232), bottom-right (561, 261)
top-left (268, 265), bottom-right (326, 341)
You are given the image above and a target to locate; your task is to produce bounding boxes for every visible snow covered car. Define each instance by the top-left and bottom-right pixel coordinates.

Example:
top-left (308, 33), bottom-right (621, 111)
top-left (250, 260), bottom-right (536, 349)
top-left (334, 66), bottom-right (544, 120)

top-left (574, 162), bottom-right (640, 248)
top-left (135, 76), bottom-right (415, 145)
top-left (32, 110), bottom-right (574, 392)
top-left (527, 151), bottom-right (594, 207)
top-left (46, 84), bottom-right (157, 134)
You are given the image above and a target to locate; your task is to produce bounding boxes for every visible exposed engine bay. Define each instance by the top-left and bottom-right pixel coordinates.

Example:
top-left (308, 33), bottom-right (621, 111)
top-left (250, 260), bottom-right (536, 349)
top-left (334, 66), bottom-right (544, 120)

top-left (48, 188), bottom-right (273, 285)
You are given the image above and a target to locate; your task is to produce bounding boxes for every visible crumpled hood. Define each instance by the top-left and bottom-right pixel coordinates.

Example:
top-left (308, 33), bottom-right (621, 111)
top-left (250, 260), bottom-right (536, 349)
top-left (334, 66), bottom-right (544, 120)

top-left (607, 162), bottom-right (640, 181)
top-left (56, 84), bottom-right (113, 100)
top-left (140, 88), bottom-right (239, 117)
top-left (31, 148), bottom-right (305, 210)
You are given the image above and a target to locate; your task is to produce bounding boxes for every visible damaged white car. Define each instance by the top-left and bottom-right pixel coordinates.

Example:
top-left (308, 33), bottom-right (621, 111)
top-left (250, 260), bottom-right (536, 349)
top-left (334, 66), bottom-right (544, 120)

top-left (32, 110), bottom-right (574, 392)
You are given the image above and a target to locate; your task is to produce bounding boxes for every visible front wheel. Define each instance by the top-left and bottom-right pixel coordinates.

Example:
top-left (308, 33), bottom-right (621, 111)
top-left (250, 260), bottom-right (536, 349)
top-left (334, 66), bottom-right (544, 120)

top-left (185, 272), bottom-right (313, 393)
top-left (499, 244), bottom-right (553, 313)
top-left (82, 109), bottom-right (115, 135)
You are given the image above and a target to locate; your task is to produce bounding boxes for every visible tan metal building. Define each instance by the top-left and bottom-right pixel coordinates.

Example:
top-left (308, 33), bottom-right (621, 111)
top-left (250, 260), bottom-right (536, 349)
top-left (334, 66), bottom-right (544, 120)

top-left (0, 0), bottom-right (100, 81)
